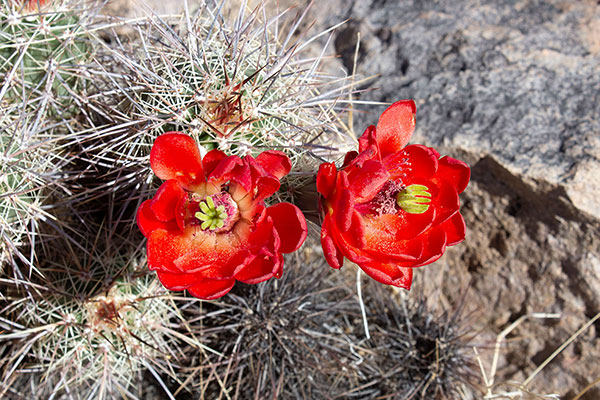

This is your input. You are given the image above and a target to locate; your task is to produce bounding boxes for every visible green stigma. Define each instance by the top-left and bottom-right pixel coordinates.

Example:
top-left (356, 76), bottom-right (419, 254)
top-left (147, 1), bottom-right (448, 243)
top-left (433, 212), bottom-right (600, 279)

top-left (397, 184), bottom-right (432, 214)
top-left (195, 195), bottom-right (228, 231)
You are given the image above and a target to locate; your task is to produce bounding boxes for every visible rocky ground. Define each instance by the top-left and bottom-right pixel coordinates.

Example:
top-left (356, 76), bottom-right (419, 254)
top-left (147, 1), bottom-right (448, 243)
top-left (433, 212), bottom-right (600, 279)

top-left (104, 0), bottom-right (600, 398)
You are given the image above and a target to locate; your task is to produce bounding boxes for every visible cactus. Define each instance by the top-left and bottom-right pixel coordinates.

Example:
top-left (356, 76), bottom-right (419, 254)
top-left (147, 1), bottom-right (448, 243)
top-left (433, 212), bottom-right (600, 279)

top-left (184, 242), bottom-right (362, 398)
top-left (81, 1), bottom-right (356, 207)
top-left (353, 284), bottom-right (478, 399)
top-left (0, 218), bottom-right (206, 399)
top-left (0, 0), bottom-right (92, 119)
top-left (0, 0), bottom-right (97, 270)
top-left (0, 113), bottom-right (62, 273)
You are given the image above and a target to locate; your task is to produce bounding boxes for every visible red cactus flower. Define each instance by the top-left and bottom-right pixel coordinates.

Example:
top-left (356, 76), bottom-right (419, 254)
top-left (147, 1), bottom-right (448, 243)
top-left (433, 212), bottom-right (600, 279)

top-left (137, 133), bottom-right (307, 300)
top-left (317, 100), bottom-right (470, 289)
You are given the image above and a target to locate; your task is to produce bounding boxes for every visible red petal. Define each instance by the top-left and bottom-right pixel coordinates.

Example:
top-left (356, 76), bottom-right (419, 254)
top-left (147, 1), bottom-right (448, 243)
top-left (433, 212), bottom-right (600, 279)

top-left (187, 278), bottom-right (235, 300)
top-left (365, 208), bottom-right (434, 241)
top-left (437, 156), bottom-right (471, 194)
top-left (245, 156), bottom-right (283, 202)
top-left (147, 229), bottom-right (194, 273)
top-left (384, 144), bottom-right (438, 181)
top-left (247, 211), bottom-right (280, 252)
top-left (150, 180), bottom-right (185, 222)
top-left (329, 215), bottom-right (396, 266)
top-left (358, 125), bottom-right (378, 154)
top-left (443, 212), bottom-right (466, 246)
top-left (347, 159), bottom-right (389, 201)
top-left (266, 203), bottom-right (307, 253)
top-left (428, 177), bottom-right (460, 226)
top-left (235, 253), bottom-right (283, 284)
top-left (342, 151), bottom-right (358, 168)
top-left (346, 210), bottom-right (366, 249)
top-left (362, 214), bottom-right (425, 262)
top-left (317, 163), bottom-right (337, 199)
top-left (360, 263), bottom-right (413, 289)
top-left (173, 233), bottom-right (241, 273)
top-left (376, 100), bottom-right (416, 156)
top-left (412, 227), bottom-right (447, 268)
top-left (334, 172), bottom-right (354, 232)
top-left (156, 270), bottom-right (199, 290)
top-left (223, 249), bottom-right (255, 278)
top-left (150, 133), bottom-right (204, 189)
top-left (175, 195), bottom-right (188, 231)
top-left (203, 149), bottom-right (228, 177)
top-left (208, 155), bottom-right (249, 190)
top-left (256, 151), bottom-right (292, 180)
top-left (137, 200), bottom-right (177, 238)
top-left (255, 176), bottom-right (281, 202)
top-left (345, 146), bottom-right (379, 170)
top-left (321, 214), bottom-right (344, 269)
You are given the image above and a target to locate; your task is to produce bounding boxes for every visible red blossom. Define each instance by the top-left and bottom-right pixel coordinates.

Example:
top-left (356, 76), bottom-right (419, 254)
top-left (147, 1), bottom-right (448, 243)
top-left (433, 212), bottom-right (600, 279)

top-left (137, 133), bottom-right (307, 300)
top-left (317, 100), bottom-right (470, 289)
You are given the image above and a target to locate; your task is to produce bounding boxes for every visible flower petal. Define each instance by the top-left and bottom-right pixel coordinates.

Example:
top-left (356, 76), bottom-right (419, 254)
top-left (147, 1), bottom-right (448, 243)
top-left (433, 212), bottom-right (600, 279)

top-left (443, 212), bottom-right (466, 246)
top-left (187, 278), bottom-right (235, 300)
top-left (362, 214), bottom-right (425, 262)
top-left (360, 262), bottom-right (413, 289)
top-left (317, 163), bottom-right (337, 199)
top-left (137, 200), bottom-right (178, 238)
top-left (365, 208), bottom-right (434, 241)
top-left (347, 159), bottom-right (389, 201)
top-left (412, 227), bottom-right (447, 268)
top-left (156, 270), bottom-right (199, 290)
top-left (358, 124), bottom-right (379, 154)
top-left (255, 176), bottom-right (281, 203)
top-left (347, 210), bottom-right (367, 249)
top-left (150, 180), bottom-right (185, 222)
top-left (342, 151), bottom-right (359, 168)
top-left (321, 214), bottom-right (344, 269)
top-left (437, 156), bottom-right (471, 194)
top-left (266, 202), bottom-right (307, 253)
top-left (202, 149), bottom-right (228, 177)
top-left (334, 172), bottom-right (354, 233)
top-left (428, 177), bottom-right (460, 226)
top-left (208, 155), bottom-right (250, 190)
top-left (245, 156), bottom-right (283, 202)
top-left (147, 229), bottom-right (195, 273)
top-left (173, 232), bottom-right (242, 273)
top-left (235, 253), bottom-right (283, 284)
top-left (256, 151), bottom-right (292, 180)
top-left (376, 100), bottom-right (416, 156)
top-left (384, 144), bottom-right (439, 181)
top-left (150, 133), bottom-right (204, 188)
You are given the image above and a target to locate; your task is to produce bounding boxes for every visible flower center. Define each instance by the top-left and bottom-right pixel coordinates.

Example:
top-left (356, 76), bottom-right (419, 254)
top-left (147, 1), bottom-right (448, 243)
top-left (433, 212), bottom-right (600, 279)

top-left (355, 182), bottom-right (433, 216)
top-left (194, 192), bottom-right (240, 233)
top-left (356, 181), bottom-right (404, 215)
top-left (396, 184), bottom-right (432, 214)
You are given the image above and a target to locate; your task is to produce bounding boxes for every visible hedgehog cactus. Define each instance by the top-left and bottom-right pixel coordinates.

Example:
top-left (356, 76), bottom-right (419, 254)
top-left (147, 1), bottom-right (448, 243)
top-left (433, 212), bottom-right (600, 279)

top-left (0, 219), bottom-right (204, 398)
top-left (0, 114), bottom-right (58, 271)
top-left (0, 0), bottom-right (91, 119)
top-left (0, 0), bottom-right (95, 268)
top-left (85, 2), bottom-right (354, 205)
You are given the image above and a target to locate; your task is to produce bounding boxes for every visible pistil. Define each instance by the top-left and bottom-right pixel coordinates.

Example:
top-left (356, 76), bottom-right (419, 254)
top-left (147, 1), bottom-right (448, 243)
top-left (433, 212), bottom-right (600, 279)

top-left (396, 184), bottom-right (431, 214)
top-left (194, 192), bottom-right (240, 232)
